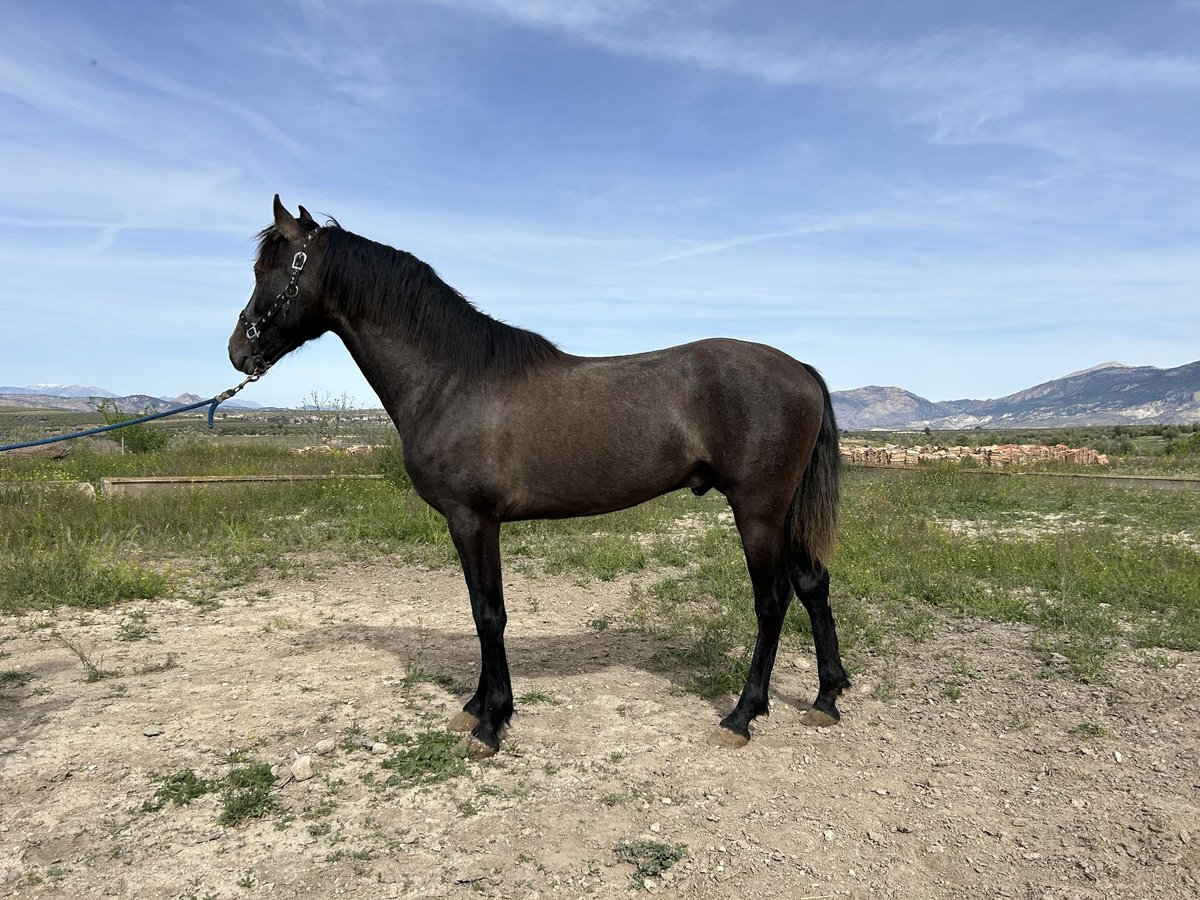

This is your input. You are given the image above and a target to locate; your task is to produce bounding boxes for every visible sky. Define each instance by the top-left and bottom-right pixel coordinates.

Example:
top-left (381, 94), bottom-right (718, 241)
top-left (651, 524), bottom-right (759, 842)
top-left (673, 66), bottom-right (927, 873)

top-left (1, 1), bottom-right (1198, 408)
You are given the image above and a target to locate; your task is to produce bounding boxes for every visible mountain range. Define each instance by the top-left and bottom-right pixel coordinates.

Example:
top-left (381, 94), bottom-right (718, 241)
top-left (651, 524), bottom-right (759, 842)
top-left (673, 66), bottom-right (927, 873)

top-left (831, 360), bottom-right (1200, 430)
top-left (3, 360), bottom-right (1198, 427)
top-left (0, 385), bottom-right (261, 412)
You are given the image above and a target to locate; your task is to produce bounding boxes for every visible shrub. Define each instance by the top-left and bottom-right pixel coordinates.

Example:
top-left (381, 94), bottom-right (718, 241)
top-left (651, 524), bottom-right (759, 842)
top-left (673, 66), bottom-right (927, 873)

top-left (96, 401), bottom-right (170, 454)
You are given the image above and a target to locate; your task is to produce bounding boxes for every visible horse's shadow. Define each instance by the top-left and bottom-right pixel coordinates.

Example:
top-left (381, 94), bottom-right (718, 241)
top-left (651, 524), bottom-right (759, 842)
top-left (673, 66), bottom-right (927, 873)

top-left (299, 621), bottom-right (814, 717)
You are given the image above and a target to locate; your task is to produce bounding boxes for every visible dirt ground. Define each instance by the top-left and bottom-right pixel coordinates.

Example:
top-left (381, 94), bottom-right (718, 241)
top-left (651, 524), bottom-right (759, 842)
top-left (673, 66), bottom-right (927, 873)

top-left (1, 559), bottom-right (1197, 900)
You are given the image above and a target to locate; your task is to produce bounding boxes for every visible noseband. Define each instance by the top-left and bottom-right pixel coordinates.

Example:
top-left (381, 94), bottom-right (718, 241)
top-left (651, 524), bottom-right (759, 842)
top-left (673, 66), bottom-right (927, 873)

top-left (239, 227), bottom-right (321, 374)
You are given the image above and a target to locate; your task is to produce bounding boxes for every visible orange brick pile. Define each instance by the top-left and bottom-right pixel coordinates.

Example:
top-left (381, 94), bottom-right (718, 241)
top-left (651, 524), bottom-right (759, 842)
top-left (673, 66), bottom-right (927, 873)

top-left (841, 444), bottom-right (1109, 468)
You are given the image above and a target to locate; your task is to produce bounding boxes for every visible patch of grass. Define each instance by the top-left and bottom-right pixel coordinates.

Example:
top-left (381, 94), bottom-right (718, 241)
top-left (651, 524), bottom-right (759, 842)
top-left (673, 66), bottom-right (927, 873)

top-left (142, 769), bottom-right (215, 812)
top-left (0, 543), bottom-right (169, 615)
top-left (613, 839), bottom-right (687, 888)
top-left (1069, 722), bottom-right (1109, 741)
top-left (657, 628), bottom-right (749, 700)
top-left (540, 534), bottom-right (650, 581)
top-left (1008, 710), bottom-right (1032, 731)
top-left (218, 762), bottom-right (278, 827)
top-left (134, 653), bottom-right (179, 676)
top-left (1140, 652), bottom-right (1179, 670)
top-left (0, 669), bottom-right (32, 687)
top-left (117, 609), bottom-right (154, 642)
top-left (587, 613), bottom-right (615, 632)
top-left (516, 690), bottom-right (560, 706)
top-left (380, 731), bottom-right (468, 786)
top-left (0, 669), bottom-right (33, 699)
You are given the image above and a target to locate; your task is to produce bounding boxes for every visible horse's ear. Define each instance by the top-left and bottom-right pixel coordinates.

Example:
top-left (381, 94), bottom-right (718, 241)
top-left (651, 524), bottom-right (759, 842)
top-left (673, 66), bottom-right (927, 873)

top-left (272, 194), bottom-right (305, 241)
top-left (297, 205), bottom-right (317, 228)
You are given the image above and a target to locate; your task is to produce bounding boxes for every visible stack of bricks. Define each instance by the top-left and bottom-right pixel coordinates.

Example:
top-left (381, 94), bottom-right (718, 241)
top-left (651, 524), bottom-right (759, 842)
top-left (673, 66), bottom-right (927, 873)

top-left (841, 444), bottom-right (1109, 468)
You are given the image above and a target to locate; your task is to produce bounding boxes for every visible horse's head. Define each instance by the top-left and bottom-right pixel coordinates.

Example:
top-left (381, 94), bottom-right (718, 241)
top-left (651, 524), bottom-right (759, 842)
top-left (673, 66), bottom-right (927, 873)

top-left (228, 195), bottom-right (329, 376)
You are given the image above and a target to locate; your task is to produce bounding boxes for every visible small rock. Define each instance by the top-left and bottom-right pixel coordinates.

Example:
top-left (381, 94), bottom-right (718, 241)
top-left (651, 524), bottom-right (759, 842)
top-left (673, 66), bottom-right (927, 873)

top-left (823, 830), bottom-right (834, 842)
top-left (649, 823), bottom-right (661, 833)
top-left (314, 739), bottom-right (336, 755)
top-left (290, 755), bottom-right (315, 781)
top-left (867, 831), bottom-right (884, 844)
top-left (372, 742), bottom-right (390, 755)
top-left (143, 725), bottom-right (164, 737)
top-left (1114, 751), bottom-right (1123, 764)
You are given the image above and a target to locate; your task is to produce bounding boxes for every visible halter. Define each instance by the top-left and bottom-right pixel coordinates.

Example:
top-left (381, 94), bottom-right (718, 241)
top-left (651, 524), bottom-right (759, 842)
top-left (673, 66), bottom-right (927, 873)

top-left (239, 227), bottom-right (321, 374)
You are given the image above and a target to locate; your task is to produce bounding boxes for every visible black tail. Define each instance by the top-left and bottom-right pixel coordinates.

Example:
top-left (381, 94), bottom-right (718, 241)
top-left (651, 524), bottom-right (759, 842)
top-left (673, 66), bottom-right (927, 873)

top-left (788, 364), bottom-right (840, 565)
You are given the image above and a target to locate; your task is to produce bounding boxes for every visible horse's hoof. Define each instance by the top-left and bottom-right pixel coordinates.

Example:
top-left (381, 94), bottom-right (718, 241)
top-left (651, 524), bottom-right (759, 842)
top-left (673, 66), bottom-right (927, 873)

top-left (455, 734), bottom-right (498, 760)
top-left (801, 708), bottom-right (840, 728)
top-left (707, 726), bottom-right (750, 749)
top-left (448, 711), bottom-right (481, 733)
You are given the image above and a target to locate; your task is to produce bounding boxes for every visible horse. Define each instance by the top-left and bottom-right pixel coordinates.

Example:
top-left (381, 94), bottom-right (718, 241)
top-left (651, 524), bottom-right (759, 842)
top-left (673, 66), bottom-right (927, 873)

top-left (228, 196), bottom-right (850, 758)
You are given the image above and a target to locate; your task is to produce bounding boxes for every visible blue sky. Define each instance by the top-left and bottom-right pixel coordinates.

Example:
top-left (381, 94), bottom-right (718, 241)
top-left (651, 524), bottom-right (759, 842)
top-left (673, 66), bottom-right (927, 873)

top-left (2, 1), bottom-right (1198, 408)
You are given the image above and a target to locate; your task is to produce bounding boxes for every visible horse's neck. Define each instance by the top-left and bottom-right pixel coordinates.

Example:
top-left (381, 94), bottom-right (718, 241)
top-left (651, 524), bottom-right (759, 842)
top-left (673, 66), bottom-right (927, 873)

top-left (330, 313), bottom-right (458, 444)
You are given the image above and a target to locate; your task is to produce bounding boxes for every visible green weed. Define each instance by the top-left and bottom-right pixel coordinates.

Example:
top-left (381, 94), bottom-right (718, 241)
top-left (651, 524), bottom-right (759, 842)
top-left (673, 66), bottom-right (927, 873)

top-left (142, 770), bottom-right (215, 812)
top-left (613, 839), bottom-right (687, 888)
top-left (380, 731), bottom-right (468, 786)
top-left (55, 635), bottom-right (121, 682)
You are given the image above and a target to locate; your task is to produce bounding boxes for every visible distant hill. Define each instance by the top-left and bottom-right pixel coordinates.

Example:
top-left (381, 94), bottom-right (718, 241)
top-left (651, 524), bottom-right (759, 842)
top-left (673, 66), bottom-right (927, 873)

top-left (0, 385), bottom-right (261, 412)
top-left (833, 360), bottom-right (1200, 430)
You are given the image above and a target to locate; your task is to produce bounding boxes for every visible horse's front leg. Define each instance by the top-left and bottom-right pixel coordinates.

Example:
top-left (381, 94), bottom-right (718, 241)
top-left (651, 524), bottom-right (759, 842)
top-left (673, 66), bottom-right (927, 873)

top-left (446, 512), bottom-right (512, 758)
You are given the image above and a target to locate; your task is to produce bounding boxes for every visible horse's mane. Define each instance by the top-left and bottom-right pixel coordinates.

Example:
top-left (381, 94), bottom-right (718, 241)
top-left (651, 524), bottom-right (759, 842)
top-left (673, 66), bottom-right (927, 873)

top-left (256, 223), bottom-right (562, 377)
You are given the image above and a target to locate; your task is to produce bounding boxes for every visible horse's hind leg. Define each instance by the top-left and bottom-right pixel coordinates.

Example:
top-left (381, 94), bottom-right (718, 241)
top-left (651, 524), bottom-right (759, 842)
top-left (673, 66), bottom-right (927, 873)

top-left (790, 554), bottom-right (850, 727)
top-left (710, 505), bottom-right (793, 748)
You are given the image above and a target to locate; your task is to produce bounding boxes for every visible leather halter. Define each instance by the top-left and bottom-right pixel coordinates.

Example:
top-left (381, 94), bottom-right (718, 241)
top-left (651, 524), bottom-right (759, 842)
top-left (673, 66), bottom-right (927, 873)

top-left (239, 227), bottom-right (321, 374)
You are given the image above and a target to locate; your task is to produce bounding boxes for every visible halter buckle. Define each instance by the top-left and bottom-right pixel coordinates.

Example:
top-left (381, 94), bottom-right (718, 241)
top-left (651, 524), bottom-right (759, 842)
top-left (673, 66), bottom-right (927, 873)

top-left (291, 251), bottom-right (308, 272)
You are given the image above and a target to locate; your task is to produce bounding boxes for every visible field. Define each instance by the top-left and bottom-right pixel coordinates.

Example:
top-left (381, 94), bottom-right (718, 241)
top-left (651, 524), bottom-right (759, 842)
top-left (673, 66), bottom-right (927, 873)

top-left (1, 413), bottom-right (1198, 899)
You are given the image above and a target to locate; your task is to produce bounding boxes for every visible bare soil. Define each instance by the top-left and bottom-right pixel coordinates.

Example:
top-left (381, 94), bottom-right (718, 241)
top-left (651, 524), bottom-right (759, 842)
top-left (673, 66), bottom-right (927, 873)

top-left (2, 560), bottom-right (1197, 899)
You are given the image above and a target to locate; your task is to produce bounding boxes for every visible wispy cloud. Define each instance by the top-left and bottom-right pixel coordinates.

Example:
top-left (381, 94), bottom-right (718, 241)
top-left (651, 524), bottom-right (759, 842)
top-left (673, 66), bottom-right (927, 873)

top-left (431, 0), bottom-right (1200, 151)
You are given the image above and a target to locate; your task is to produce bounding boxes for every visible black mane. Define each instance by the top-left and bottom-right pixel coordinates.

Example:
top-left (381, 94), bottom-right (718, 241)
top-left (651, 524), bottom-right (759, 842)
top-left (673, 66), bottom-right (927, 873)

top-left (256, 224), bottom-right (562, 376)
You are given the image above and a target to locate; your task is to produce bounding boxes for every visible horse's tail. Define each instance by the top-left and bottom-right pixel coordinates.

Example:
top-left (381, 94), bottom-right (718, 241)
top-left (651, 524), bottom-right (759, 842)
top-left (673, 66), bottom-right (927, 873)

top-left (788, 364), bottom-right (841, 566)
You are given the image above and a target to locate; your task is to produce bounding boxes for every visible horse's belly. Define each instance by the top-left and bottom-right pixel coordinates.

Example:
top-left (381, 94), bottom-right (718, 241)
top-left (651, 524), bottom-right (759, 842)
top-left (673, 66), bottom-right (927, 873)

top-left (501, 447), bottom-right (696, 520)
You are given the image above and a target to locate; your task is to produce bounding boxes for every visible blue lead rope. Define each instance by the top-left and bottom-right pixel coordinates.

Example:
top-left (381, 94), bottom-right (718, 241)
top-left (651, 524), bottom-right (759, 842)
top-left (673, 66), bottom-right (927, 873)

top-left (0, 374), bottom-right (261, 453)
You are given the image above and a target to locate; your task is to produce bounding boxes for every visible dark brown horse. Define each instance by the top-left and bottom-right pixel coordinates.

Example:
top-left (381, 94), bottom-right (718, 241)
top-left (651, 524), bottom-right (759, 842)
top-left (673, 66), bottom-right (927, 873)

top-left (229, 197), bottom-right (849, 757)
